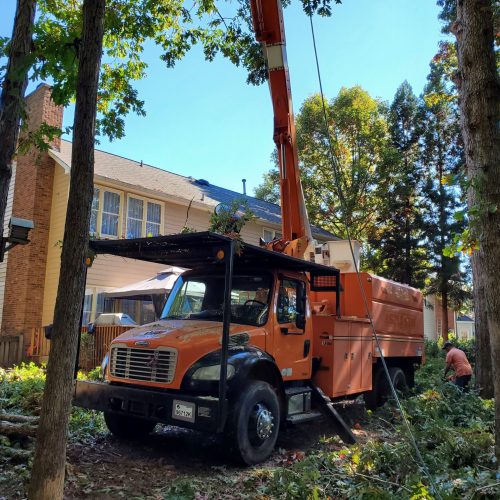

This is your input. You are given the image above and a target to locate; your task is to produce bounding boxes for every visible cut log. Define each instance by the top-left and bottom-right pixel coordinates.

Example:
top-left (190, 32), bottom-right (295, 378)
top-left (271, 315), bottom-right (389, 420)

top-left (0, 420), bottom-right (37, 437)
top-left (0, 412), bottom-right (39, 424)
top-left (0, 445), bottom-right (32, 459)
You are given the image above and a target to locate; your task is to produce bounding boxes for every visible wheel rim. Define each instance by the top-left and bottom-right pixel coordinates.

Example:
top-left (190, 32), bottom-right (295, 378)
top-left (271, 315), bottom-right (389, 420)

top-left (248, 403), bottom-right (274, 445)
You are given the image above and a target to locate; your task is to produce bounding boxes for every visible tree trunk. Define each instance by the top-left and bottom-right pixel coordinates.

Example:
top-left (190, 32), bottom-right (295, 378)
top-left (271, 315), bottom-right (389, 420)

top-left (0, 0), bottom-right (36, 228)
top-left (454, 0), bottom-right (500, 460)
top-left (441, 291), bottom-right (449, 342)
top-left (471, 251), bottom-right (493, 397)
top-left (27, 1), bottom-right (105, 498)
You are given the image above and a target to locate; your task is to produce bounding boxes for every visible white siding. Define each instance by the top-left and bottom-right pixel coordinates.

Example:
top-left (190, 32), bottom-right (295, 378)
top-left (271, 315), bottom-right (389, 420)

top-left (456, 321), bottom-right (475, 340)
top-left (0, 162), bottom-right (16, 330)
top-left (423, 295), bottom-right (437, 341)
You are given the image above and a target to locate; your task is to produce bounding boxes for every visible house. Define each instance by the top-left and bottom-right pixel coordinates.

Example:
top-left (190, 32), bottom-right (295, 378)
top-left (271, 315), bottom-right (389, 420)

top-left (423, 294), bottom-right (457, 341)
top-left (455, 315), bottom-right (475, 340)
top-left (0, 84), bottom-right (336, 358)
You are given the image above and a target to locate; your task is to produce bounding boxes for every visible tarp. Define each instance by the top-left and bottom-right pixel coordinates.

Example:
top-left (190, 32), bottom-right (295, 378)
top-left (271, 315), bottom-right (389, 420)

top-left (105, 266), bottom-right (185, 299)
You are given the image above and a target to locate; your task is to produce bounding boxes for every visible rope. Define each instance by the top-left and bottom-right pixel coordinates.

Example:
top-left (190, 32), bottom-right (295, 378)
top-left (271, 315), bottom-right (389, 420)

top-left (306, 9), bottom-right (442, 499)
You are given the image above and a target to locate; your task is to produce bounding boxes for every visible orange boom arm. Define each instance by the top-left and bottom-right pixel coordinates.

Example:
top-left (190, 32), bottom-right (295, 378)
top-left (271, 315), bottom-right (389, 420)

top-left (250, 0), bottom-right (312, 256)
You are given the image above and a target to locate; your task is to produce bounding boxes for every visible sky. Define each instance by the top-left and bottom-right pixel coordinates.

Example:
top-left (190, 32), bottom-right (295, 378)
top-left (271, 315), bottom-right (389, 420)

top-left (1, 0), bottom-right (444, 196)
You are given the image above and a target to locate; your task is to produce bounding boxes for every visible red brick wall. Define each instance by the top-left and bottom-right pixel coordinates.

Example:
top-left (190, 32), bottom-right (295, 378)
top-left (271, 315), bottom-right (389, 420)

top-left (1, 84), bottom-right (63, 352)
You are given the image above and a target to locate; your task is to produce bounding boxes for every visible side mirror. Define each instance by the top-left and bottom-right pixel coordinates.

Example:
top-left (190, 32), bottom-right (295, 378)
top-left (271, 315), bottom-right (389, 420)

top-left (296, 313), bottom-right (306, 330)
top-left (87, 323), bottom-right (95, 335)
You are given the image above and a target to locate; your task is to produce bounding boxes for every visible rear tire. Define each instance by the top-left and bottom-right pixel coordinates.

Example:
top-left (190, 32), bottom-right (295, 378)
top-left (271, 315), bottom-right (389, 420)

top-left (227, 381), bottom-right (280, 465)
top-left (104, 411), bottom-right (156, 439)
top-left (364, 366), bottom-right (408, 410)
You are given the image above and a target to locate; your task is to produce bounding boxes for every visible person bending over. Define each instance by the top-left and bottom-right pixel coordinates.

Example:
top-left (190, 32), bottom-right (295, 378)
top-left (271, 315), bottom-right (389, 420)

top-left (442, 341), bottom-right (473, 391)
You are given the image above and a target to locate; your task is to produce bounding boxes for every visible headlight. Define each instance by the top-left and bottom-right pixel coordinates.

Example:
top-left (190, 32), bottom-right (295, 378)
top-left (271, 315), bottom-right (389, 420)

top-left (100, 354), bottom-right (109, 378)
top-left (191, 364), bottom-right (235, 381)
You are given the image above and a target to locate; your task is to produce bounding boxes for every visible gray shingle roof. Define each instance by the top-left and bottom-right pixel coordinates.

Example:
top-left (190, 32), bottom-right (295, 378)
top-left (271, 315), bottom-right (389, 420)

top-left (50, 139), bottom-right (336, 240)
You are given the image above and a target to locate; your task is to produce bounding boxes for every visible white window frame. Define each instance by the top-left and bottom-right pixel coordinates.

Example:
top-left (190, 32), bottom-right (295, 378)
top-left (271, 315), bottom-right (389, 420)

top-left (262, 227), bottom-right (282, 242)
top-left (91, 185), bottom-right (123, 239)
top-left (126, 194), bottom-right (164, 239)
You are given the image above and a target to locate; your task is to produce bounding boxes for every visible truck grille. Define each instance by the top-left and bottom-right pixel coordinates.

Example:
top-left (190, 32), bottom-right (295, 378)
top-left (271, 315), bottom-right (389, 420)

top-left (109, 345), bottom-right (177, 384)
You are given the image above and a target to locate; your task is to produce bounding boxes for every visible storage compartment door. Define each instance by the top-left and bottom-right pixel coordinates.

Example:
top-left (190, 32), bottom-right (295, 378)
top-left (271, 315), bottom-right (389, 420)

top-left (331, 338), bottom-right (350, 396)
top-left (347, 337), bottom-right (362, 394)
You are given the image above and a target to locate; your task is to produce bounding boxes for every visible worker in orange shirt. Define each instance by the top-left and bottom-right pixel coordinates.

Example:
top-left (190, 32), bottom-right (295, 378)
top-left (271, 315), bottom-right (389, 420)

top-left (442, 341), bottom-right (473, 390)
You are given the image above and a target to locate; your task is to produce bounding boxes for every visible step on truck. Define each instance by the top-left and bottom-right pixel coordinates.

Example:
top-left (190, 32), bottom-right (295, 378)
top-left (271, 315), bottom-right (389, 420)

top-left (74, 232), bottom-right (424, 465)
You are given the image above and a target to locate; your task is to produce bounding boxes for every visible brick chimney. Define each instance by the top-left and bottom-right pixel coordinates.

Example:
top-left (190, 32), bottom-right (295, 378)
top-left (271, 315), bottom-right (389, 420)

top-left (1, 84), bottom-right (64, 350)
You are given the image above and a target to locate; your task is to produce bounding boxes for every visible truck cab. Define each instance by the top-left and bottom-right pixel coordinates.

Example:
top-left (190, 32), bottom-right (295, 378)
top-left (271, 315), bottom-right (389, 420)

top-left (105, 267), bottom-right (313, 395)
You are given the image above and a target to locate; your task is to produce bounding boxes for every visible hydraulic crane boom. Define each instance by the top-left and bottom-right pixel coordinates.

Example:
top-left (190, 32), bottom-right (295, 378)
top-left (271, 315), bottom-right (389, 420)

top-left (250, 0), bottom-right (313, 258)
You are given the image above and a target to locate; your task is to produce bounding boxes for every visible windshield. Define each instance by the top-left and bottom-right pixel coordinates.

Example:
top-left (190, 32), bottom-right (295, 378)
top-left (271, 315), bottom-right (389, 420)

top-left (161, 273), bottom-right (272, 326)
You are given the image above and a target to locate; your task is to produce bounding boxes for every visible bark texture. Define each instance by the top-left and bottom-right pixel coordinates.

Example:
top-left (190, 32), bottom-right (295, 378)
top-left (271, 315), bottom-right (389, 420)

top-left (454, 0), bottom-right (500, 460)
top-left (0, 0), bottom-right (36, 228)
top-left (471, 250), bottom-right (494, 397)
top-left (27, 1), bottom-right (105, 498)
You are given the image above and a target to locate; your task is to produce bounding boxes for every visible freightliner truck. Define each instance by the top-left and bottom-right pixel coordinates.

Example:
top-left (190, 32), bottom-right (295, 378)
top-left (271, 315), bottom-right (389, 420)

top-left (74, 0), bottom-right (424, 465)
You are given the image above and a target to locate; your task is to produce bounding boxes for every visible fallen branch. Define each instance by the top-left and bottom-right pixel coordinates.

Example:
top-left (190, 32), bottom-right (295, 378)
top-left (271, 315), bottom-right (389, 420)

top-left (0, 420), bottom-right (37, 437)
top-left (351, 471), bottom-right (412, 493)
top-left (0, 412), bottom-right (39, 424)
top-left (0, 445), bottom-right (32, 459)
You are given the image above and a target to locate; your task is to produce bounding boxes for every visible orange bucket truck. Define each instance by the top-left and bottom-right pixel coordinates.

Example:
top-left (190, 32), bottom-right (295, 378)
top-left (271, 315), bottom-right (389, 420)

top-left (74, 0), bottom-right (423, 465)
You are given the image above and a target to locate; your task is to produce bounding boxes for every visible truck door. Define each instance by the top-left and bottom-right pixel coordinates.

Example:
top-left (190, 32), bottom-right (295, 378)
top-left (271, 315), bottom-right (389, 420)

top-left (272, 277), bottom-right (312, 380)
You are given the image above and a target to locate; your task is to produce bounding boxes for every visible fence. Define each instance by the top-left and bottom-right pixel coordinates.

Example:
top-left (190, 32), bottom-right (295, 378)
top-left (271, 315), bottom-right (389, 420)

top-left (28, 325), bottom-right (134, 371)
top-left (0, 335), bottom-right (24, 367)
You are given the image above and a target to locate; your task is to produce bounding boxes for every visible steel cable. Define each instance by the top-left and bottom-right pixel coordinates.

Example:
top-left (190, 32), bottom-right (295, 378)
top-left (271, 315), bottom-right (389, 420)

top-left (306, 8), bottom-right (442, 499)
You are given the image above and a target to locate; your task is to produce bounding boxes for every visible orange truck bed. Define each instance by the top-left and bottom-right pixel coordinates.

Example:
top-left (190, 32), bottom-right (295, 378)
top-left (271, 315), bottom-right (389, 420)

top-left (311, 273), bottom-right (424, 398)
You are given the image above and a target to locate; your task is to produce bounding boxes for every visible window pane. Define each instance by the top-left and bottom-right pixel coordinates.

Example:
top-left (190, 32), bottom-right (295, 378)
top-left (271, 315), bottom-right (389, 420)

top-left (140, 300), bottom-right (156, 324)
top-left (96, 292), bottom-right (106, 316)
top-left (102, 213), bottom-right (119, 236)
top-left (127, 197), bottom-right (144, 238)
top-left (147, 202), bottom-right (161, 224)
top-left (121, 299), bottom-right (137, 322)
top-left (83, 290), bottom-right (93, 325)
top-left (101, 191), bottom-right (120, 236)
top-left (103, 191), bottom-right (120, 214)
top-left (146, 221), bottom-right (160, 237)
top-left (263, 229), bottom-right (273, 242)
top-left (277, 279), bottom-right (300, 324)
top-left (127, 218), bottom-right (142, 238)
top-left (90, 188), bottom-right (99, 234)
top-left (128, 197), bottom-right (143, 220)
top-left (90, 210), bottom-right (98, 235)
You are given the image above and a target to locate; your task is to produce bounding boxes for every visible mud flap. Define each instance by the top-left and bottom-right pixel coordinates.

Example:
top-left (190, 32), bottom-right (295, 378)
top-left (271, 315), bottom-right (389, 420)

top-left (309, 384), bottom-right (356, 445)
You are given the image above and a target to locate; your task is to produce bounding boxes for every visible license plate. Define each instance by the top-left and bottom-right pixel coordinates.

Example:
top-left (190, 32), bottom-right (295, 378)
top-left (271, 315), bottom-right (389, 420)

top-left (172, 400), bottom-right (195, 423)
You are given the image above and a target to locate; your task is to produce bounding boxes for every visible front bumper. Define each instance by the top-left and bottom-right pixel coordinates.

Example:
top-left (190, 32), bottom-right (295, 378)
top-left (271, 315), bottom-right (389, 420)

top-left (74, 380), bottom-right (224, 432)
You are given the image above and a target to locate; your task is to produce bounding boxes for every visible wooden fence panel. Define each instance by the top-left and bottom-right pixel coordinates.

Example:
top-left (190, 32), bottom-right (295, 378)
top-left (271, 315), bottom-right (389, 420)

top-left (0, 335), bottom-right (23, 367)
top-left (27, 326), bottom-right (134, 371)
top-left (93, 326), bottom-right (133, 369)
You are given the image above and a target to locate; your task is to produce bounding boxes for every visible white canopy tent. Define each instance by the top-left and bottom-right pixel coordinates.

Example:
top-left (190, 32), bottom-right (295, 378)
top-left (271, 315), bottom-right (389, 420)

top-left (105, 266), bottom-right (185, 299)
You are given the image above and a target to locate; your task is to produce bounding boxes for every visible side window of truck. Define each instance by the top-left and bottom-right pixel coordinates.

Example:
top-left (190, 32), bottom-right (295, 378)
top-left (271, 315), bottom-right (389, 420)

top-left (277, 279), bottom-right (303, 324)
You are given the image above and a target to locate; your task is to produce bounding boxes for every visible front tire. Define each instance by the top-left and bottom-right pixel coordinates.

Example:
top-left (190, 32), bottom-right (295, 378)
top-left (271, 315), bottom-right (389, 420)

top-left (104, 411), bottom-right (156, 439)
top-left (228, 381), bottom-right (280, 465)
